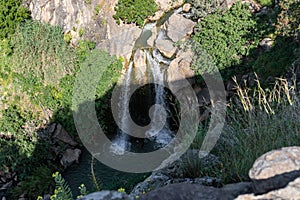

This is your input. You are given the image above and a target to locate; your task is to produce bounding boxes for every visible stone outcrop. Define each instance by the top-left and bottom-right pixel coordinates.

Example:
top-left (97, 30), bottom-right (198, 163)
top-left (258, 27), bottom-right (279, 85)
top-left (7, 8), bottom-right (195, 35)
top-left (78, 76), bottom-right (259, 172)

top-left (29, 0), bottom-right (108, 44)
top-left (29, 0), bottom-right (142, 62)
top-left (79, 146), bottom-right (300, 200)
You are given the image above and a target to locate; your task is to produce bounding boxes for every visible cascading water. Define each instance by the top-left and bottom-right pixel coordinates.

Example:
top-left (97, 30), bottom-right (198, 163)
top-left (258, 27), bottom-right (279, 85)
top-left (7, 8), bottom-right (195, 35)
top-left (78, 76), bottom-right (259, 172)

top-left (145, 51), bottom-right (173, 147)
top-left (110, 62), bottom-right (133, 155)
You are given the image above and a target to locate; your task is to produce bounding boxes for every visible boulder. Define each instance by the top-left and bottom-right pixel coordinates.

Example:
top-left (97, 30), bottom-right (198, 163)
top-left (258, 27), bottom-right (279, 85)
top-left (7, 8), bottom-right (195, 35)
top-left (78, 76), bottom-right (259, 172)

top-left (60, 148), bottom-right (81, 168)
top-left (249, 146), bottom-right (300, 194)
top-left (139, 182), bottom-right (251, 200)
top-left (167, 49), bottom-right (195, 94)
top-left (165, 13), bottom-right (196, 42)
top-left (52, 123), bottom-right (78, 146)
top-left (78, 191), bottom-right (131, 200)
top-left (236, 177), bottom-right (300, 200)
top-left (155, 39), bottom-right (177, 58)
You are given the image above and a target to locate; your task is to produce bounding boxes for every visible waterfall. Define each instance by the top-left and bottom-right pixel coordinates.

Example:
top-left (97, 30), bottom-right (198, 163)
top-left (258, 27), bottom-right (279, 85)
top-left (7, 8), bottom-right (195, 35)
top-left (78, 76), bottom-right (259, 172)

top-left (110, 62), bottom-right (133, 155)
top-left (146, 51), bottom-right (173, 147)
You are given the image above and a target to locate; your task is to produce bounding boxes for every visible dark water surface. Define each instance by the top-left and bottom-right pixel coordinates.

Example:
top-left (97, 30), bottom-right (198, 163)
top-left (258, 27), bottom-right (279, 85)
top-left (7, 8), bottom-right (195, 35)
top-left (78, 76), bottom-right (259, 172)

top-left (63, 148), bottom-right (149, 197)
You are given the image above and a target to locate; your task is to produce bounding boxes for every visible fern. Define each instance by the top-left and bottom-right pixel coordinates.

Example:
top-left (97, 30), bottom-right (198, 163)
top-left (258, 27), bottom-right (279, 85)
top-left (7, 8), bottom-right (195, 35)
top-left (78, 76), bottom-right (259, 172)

top-left (51, 172), bottom-right (73, 200)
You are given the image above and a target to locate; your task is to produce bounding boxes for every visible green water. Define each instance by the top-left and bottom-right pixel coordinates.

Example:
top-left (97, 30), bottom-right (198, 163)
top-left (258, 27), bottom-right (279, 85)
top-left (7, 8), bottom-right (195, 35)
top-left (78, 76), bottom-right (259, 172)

top-left (62, 148), bottom-right (149, 196)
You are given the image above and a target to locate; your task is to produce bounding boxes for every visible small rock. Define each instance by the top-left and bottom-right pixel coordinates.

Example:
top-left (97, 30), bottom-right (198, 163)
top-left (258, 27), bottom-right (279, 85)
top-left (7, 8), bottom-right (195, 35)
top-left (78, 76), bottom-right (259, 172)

top-left (53, 124), bottom-right (78, 146)
top-left (148, 10), bottom-right (164, 21)
top-left (0, 181), bottom-right (13, 191)
top-left (182, 3), bottom-right (191, 12)
top-left (259, 38), bottom-right (274, 52)
top-left (197, 87), bottom-right (211, 107)
top-left (256, 6), bottom-right (268, 16)
top-left (60, 148), bottom-right (81, 168)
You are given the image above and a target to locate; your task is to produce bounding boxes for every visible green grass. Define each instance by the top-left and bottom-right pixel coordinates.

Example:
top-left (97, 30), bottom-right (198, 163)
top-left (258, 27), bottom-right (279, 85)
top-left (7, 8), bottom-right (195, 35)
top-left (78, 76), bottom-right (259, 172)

top-left (190, 76), bottom-right (300, 183)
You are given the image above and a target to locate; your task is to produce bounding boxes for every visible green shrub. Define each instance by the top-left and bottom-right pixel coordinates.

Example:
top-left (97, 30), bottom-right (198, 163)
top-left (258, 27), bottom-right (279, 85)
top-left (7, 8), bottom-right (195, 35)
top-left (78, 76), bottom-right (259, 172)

top-left (10, 20), bottom-right (76, 85)
top-left (0, 0), bottom-right (30, 39)
top-left (113, 0), bottom-right (158, 27)
top-left (187, 0), bottom-right (224, 20)
top-left (192, 2), bottom-right (257, 79)
top-left (253, 37), bottom-right (298, 80)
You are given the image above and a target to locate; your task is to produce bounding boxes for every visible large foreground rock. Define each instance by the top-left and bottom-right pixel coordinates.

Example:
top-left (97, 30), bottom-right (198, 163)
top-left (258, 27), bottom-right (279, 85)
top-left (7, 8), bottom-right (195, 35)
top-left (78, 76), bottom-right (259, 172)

top-left (78, 191), bottom-right (131, 200)
top-left (249, 146), bottom-right (300, 194)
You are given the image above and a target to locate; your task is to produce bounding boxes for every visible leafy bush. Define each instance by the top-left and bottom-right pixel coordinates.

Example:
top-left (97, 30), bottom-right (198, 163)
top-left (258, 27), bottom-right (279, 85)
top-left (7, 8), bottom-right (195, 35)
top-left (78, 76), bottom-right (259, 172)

top-left (10, 20), bottom-right (76, 85)
top-left (257, 0), bottom-right (274, 7)
top-left (187, 0), bottom-right (225, 20)
top-left (113, 0), bottom-right (158, 27)
top-left (275, 0), bottom-right (300, 38)
top-left (192, 2), bottom-right (257, 79)
top-left (0, 0), bottom-right (30, 39)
